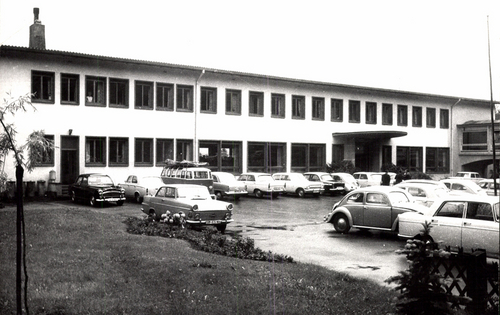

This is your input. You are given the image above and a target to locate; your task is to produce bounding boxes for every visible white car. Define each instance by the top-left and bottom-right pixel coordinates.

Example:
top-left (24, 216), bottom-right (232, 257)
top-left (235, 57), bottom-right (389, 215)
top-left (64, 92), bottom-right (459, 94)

top-left (237, 172), bottom-right (285, 198)
top-left (331, 172), bottom-right (359, 194)
top-left (450, 171), bottom-right (483, 183)
top-left (303, 172), bottom-right (345, 195)
top-left (440, 179), bottom-right (487, 196)
top-left (398, 195), bottom-right (499, 259)
top-left (120, 175), bottom-right (164, 203)
top-left (272, 172), bottom-right (323, 197)
top-left (395, 181), bottom-right (450, 207)
top-left (478, 179), bottom-right (500, 196)
top-left (212, 172), bottom-right (248, 200)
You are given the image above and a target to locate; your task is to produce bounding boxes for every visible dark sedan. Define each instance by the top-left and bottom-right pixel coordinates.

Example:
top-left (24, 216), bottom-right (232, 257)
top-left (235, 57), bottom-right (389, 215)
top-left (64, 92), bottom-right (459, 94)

top-left (70, 173), bottom-right (126, 207)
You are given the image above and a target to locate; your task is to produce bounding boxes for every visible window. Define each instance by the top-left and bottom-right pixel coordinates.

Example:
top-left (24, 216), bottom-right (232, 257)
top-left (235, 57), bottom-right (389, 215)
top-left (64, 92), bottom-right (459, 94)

top-left (291, 143), bottom-right (325, 172)
top-left (397, 105), bottom-right (408, 126)
top-left (225, 89), bottom-right (241, 115)
top-left (426, 108), bottom-right (436, 128)
top-left (249, 91), bottom-right (264, 116)
top-left (156, 139), bottom-right (174, 165)
top-left (366, 193), bottom-right (387, 205)
top-left (426, 147), bottom-right (449, 173)
top-left (176, 139), bottom-right (193, 161)
top-left (32, 71), bottom-right (54, 103)
top-left (201, 87), bottom-right (217, 113)
top-left (348, 100), bottom-right (360, 123)
top-left (109, 78), bottom-right (129, 107)
top-left (109, 137), bottom-right (128, 165)
top-left (382, 145), bottom-right (392, 165)
top-left (199, 141), bottom-right (242, 173)
top-left (412, 106), bottom-right (422, 127)
top-left (292, 95), bottom-right (305, 119)
top-left (157, 83), bottom-right (174, 111)
top-left (85, 136), bottom-right (106, 166)
top-left (331, 99), bottom-right (343, 122)
top-left (440, 109), bottom-right (449, 128)
top-left (177, 85), bottom-right (193, 111)
top-left (247, 142), bottom-right (286, 173)
top-left (397, 146), bottom-right (422, 171)
top-left (366, 102), bottom-right (377, 124)
top-left (135, 81), bottom-right (153, 109)
top-left (61, 73), bottom-right (79, 105)
top-left (436, 201), bottom-right (465, 218)
top-left (135, 138), bottom-right (153, 166)
top-left (271, 94), bottom-right (285, 118)
top-left (85, 76), bottom-right (106, 106)
top-left (382, 103), bottom-right (393, 125)
top-left (312, 97), bottom-right (325, 120)
top-left (332, 144), bottom-right (344, 164)
top-left (35, 135), bottom-right (54, 166)
top-left (466, 202), bottom-right (494, 221)
top-left (462, 130), bottom-right (488, 151)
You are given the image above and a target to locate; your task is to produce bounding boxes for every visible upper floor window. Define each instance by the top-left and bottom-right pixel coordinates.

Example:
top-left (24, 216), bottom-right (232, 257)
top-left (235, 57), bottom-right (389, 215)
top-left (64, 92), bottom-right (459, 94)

top-left (271, 93), bottom-right (285, 118)
top-left (135, 138), bottom-right (153, 166)
top-left (157, 83), bottom-right (174, 111)
top-left (331, 99), bottom-right (343, 122)
top-left (226, 89), bottom-right (241, 115)
top-left (292, 95), bottom-right (305, 119)
top-left (426, 108), bottom-right (436, 128)
top-left (397, 105), bottom-right (408, 126)
top-left (201, 87), bottom-right (217, 113)
top-left (312, 97), bottom-right (325, 121)
top-left (440, 109), bottom-right (449, 129)
top-left (32, 71), bottom-right (54, 103)
top-left (412, 106), bottom-right (422, 127)
top-left (85, 136), bottom-right (106, 166)
top-left (348, 100), bottom-right (360, 123)
top-left (85, 76), bottom-right (106, 106)
top-left (366, 102), bottom-right (377, 124)
top-left (109, 78), bottom-right (129, 107)
top-left (109, 137), bottom-right (129, 166)
top-left (382, 103), bottom-right (393, 125)
top-left (135, 81), bottom-right (153, 109)
top-left (462, 130), bottom-right (487, 151)
top-left (177, 85), bottom-right (193, 111)
top-left (61, 73), bottom-right (79, 105)
top-left (249, 91), bottom-right (264, 116)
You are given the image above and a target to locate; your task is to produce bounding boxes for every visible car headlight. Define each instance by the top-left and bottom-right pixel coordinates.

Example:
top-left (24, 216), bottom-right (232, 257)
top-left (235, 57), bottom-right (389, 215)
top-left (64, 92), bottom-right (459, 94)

top-left (192, 204), bottom-right (198, 211)
top-left (98, 189), bottom-right (103, 196)
top-left (227, 204), bottom-right (234, 211)
top-left (224, 212), bottom-right (232, 220)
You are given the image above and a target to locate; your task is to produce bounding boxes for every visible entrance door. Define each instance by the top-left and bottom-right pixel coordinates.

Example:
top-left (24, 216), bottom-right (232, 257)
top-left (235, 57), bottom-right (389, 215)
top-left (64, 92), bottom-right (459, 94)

top-left (61, 136), bottom-right (79, 185)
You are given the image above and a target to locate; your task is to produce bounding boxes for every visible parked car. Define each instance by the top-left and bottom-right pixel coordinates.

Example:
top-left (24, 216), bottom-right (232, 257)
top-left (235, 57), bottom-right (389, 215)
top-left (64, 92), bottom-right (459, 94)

top-left (141, 184), bottom-right (234, 233)
top-left (272, 172), bottom-right (323, 197)
top-left (395, 181), bottom-right (450, 207)
top-left (353, 172), bottom-right (384, 187)
top-left (324, 186), bottom-right (425, 234)
top-left (303, 172), bottom-right (345, 195)
top-left (398, 195), bottom-right (499, 259)
top-left (70, 173), bottom-right (126, 207)
top-left (237, 172), bottom-right (284, 198)
top-left (331, 172), bottom-right (359, 194)
top-left (478, 179), bottom-right (500, 196)
top-left (160, 159), bottom-right (214, 194)
top-left (440, 179), bottom-right (487, 196)
top-left (450, 171), bottom-right (483, 183)
top-left (212, 172), bottom-right (248, 200)
top-left (120, 175), bottom-right (164, 203)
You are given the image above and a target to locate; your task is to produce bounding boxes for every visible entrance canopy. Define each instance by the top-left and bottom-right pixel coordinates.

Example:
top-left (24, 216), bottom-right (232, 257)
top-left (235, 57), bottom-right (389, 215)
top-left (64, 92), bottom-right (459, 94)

top-left (332, 130), bottom-right (407, 141)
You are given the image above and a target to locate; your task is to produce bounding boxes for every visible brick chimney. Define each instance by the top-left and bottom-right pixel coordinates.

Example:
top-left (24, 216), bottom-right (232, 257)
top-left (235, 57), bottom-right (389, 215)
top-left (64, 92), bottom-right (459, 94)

top-left (29, 8), bottom-right (45, 49)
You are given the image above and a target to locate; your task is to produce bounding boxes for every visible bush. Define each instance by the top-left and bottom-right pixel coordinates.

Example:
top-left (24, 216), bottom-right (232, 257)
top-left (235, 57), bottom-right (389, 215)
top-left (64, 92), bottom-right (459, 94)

top-left (326, 160), bottom-right (358, 174)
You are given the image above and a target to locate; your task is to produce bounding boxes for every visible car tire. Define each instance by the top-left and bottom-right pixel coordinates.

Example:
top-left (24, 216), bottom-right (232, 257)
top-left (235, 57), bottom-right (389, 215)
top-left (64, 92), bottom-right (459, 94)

top-left (333, 213), bottom-right (351, 233)
top-left (89, 195), bottom-right (97, 207)
top-left (255, 190), bottom-right (264, 198)
top-left (215, 191), bottom-right (223, 200)
top-left (117, 200), bottom-right (124, 206)
top-left (297, 188), bottom-right (305, 198)
top-left (71, 191), bottom-right (77, 203)
top-left (148, 209), bottom-right (157, 221)
top-left (216, 224), bottom-right (227, 234)
top-left (134, 193), bottom-right (142, 203)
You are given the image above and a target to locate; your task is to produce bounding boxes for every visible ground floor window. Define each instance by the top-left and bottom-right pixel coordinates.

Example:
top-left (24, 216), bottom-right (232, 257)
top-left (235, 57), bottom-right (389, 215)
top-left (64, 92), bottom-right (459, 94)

top-left (109, 137), bottom-right (129, 166)
top-left (35, 134), bottom-right (55, 166)
top-left (85, 136), bottom-right (106, 166)
top-left (135, 138), bottom-right (153, 166)
top-left (462, 130), bottom-right (488, 151)
top-left (291, 143), bottom-right (325, 172)
top-left (176, 139), bottom-right (193, 161)
top-left (199, 140), bottom-right (242, 173)
top-left (248, 142), bottom-right (286, 173)
top-left (332, 144), bottom-right (344, 164)
top-left (426, 147), bottom-right (449, 173)
top-left (156, 139), bottom-right (174, 165)
top-left (382, 145), bottom-right (392, 166)
top-left (396, 146), bottom-right (422, 172)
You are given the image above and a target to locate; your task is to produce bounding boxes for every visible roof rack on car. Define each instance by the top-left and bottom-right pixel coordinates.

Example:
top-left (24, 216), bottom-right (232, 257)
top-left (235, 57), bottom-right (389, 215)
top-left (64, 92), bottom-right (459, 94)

top-left (164, 159), bottom-right (209, 168)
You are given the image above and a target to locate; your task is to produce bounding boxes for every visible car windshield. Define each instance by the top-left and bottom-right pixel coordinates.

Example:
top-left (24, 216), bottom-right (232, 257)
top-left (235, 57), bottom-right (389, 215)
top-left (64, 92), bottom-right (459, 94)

top-left (388, 191), bottom-right (410, 204)
top-left (216, 173), bottom-right (237, 182)
top-left (88, 175), bottom-right (114, 185)
top-left (257, 175), bottom-right (273, 182)
top-left (321, 174), bottom-right (334, 181)
top-left (455, 173), bottom-right (466, 177)
top-left (176, 187), bottom-right (211, 200)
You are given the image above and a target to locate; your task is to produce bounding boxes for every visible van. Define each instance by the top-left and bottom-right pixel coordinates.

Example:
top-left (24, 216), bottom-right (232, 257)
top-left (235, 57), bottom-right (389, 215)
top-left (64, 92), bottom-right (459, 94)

top-left (160, 160), bottom-right (214, 194)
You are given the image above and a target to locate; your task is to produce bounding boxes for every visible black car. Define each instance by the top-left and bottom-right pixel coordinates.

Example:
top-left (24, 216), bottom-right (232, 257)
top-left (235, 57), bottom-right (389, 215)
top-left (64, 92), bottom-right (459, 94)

top-left (70, 173), bottom-right (126, 207)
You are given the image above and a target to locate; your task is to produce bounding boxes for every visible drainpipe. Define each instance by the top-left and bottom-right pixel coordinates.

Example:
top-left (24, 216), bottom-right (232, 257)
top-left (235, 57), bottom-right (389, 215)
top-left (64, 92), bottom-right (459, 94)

top-left (450, 98), bottom-right (461, 177)
top-left (194, 70), bottom-right (205, 162)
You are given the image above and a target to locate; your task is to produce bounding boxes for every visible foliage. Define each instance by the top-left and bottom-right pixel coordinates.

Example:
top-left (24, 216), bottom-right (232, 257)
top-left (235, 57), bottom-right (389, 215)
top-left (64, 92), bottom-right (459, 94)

top-left (124, 216), bottom-right (294, 263)
top-left (326, 160), bottom-right (358, 174)
top-left (386, 221), bottom-right (454, 315)
top-left (382, 163), bottom-right (432, 180)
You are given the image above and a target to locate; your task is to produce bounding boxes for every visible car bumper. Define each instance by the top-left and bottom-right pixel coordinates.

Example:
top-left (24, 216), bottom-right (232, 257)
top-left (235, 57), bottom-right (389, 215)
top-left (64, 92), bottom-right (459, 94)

top-left (96, 196), bottom-right (126, 202)
top-left (186, 219), bottom-right (234, 225)
top-left (224, 191), bottom-right (248, 196)
top-left (304, 188), bottom-right (324, 194)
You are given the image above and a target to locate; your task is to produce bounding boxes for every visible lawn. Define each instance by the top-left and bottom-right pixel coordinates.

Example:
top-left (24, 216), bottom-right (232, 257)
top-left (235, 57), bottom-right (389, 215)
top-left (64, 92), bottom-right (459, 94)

top-left (0, 204), bottom-right (398, 314)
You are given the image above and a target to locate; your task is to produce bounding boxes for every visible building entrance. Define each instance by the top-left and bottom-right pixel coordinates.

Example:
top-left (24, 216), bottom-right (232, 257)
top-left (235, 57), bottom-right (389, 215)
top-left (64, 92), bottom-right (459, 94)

top-left (60, 136), bottom-right (79, 185)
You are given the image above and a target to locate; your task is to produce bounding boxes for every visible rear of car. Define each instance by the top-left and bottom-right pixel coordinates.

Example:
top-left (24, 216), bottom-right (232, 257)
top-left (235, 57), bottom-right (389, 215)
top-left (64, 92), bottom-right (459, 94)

top-left (273, 173), bottom-right (323, 197)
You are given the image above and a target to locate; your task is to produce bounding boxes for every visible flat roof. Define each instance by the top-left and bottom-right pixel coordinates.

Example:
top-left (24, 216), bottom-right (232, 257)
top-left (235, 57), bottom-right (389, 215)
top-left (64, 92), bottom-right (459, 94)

top-left (332, 131), bottom-right (408, 140)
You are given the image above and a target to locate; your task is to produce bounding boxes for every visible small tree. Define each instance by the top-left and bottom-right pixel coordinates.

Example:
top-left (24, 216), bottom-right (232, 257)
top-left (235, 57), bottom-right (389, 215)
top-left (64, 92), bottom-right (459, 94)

top-left (0, 92), bottom-right (54, 315)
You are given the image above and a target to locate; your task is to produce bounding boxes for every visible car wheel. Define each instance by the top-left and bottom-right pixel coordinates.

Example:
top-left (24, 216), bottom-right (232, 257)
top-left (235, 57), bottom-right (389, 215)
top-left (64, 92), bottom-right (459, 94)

top-left (333, 213), bottom-right (351, 233)
top-left (255, 190), bottom-right (264, 198)
top-left (296, 188), bottom-right (305, 198)
top-left (117, 200), bottom-right (124, 206)
top-left (216, 224), bottom-right (227, 234)
top-left (134, 193), bottom-right (143, 203)
top-left (148, 210), bottom-right (157, 221)
top-left (215, 191), bottom-right (223, 200)
top-left (71, 191), bottom-right (77, 203)
top-left (89, 195), bottom-right (97, 207)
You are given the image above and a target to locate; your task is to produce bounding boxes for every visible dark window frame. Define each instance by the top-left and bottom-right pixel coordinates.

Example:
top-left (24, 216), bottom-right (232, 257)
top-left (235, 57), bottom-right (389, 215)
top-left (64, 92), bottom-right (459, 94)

top-left (135, 80), bottom-right (154, 110)
top-left (397, 105), bottom-right (408, 126)
top-left (31, 70), bottom-right (55, 104)
top-left (365, 101), bottom-right (377, 124)
top-left (331, 98), bottom-right (343, 122)
top-left (60, 73), bottom-right (79, 105)
top-left (176, 85), bottom-right (194, 112)
top-left (382, 103), bottom-right (393, 125)
top-left (412, 106), bottom-right (422, 127)
top-left (109, 78), bottom-right (129, 108)
top-left (348, 100), bottom-right (360, 123)
top-left (109, 137), bottom-right (129, 166)
top-left (85, 136), bottom-right (107, 166)
top-left (440, 109), bottom-right (449, 129)
top-left (156, 138), bottom-right (174, 166)
top-left (271, 93), bottom-right (286, 118)
top-left (85, 76), bottom-right (107, 107)
top-left (426, 147), bottom-right (450, 173)
top-left (156, 82), bottom-right (174, 111)
top-left (35, 134), bottom-right (55, 166)
top-left (225, 89), bottom-right (242, 115)
top-left (249, 91), bottom-right (264, 117)
top-left (201, 86), bottom-right (217, 114)
top-left (292, 95), bottom-right (305, 120)
top-left (135, 138), bottom-right (154, 166)
top-left (426, 107), bottom-right (436, 128)
top-left (312, 97), bottom-right (325, 121)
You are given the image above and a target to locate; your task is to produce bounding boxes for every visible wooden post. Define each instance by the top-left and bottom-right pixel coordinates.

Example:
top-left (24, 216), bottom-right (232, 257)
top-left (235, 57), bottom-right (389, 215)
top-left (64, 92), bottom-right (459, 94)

top-left (466, 250), bottom-right (487, 314)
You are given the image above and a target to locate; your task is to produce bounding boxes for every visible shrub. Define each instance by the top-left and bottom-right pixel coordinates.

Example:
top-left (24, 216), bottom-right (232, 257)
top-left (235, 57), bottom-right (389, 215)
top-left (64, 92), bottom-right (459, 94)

top-left (326, 160), bottom-right (358, 174)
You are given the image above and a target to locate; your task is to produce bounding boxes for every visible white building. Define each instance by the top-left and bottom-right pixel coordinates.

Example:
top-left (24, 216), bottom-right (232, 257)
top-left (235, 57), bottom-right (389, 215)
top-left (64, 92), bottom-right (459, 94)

top-left (0, 10), bottom-right (496, 195)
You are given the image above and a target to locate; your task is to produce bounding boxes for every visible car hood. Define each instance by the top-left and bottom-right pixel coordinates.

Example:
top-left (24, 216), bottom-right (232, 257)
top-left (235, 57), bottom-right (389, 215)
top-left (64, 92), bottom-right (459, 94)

top-left (88, 184), bottom-right (122, 190)
top-left (182, 199), bottom-right (231, 211)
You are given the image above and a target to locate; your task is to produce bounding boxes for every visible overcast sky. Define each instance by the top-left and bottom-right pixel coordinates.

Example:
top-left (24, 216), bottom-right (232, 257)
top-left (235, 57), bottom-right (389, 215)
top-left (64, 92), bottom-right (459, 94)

top-left (1, 0), bottom-right (499, 101)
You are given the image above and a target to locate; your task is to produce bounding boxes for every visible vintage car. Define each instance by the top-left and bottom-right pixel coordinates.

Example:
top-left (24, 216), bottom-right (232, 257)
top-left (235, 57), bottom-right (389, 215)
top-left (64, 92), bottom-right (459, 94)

top-left (395, 181), bottom-right (450, 207)
top-left (398, 195), bottom-right (499, 259)
top-left (212, 172), bottom-right (248, 200)
top-left (353, 172), bottom-right (387, 187)
top-left (160, 159), bottom-right (214, 194)
top-left (303, 172), bottom-right (345, 195)
top-left (120, 175), bottom-right (164, 203)
top-left (331, 172), bottom-right (359, 194)
top-left (70, 173), bottom-right (126, 207)
top-left (324, 186), bottom-right (425, 233)
top-left (450, 171), bottom-right (483, 183)
top-left (478, 179), bottom-right (500, 196)
top-left (440, 179), bottom-right (487, 196)
top-left (237, 172), bottom-right (284, 198)
top-left (141, 184), bottom-right (234, 233)
top-left (272, 172), bottom-right (323, 197)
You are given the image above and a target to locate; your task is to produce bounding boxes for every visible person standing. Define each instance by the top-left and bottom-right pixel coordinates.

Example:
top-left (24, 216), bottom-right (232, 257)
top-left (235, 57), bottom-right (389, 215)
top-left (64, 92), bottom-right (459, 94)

top-left (381, 171), bottom-right (391, 186)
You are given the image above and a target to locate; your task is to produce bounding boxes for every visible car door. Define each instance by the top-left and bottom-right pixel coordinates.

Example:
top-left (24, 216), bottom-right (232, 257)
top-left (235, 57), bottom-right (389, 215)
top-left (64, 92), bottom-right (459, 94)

top-left (429, 201), bottom-right (465, 250)
top-left (149, 187), bottom-right (176, 216)
top-left (461, 202), bottom-right (499, 257)
top-left (343, 192), bottom-right (365, 225)
top-left (363, 192), bottom-right (391, 228)
top-left (122, 175), bottom-right (135, 197)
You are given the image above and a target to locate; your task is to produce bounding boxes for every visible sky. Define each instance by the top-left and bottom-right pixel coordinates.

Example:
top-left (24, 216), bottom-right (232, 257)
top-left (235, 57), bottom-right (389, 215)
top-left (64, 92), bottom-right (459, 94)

top-left (0, 0), bottom-right (499, 101)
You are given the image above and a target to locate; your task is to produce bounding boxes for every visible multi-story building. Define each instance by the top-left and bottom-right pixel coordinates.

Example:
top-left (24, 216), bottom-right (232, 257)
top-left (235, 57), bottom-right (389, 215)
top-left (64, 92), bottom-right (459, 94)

top-left (0, 10), bottom-right (496, 194)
